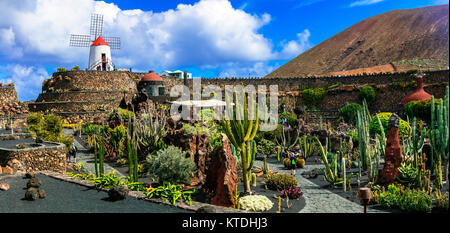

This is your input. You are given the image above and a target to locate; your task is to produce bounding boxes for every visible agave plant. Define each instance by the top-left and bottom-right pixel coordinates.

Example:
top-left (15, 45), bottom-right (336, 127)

top-left (134, 106), bottom-right (167, 157)
top-left (276, 125), bottom-right (300, 158)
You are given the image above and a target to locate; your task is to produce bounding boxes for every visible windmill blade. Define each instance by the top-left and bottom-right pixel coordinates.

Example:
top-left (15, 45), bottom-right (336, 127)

top-left (69, 34), bottom-right (92, 47)
top-left (90, 13), bottom-right (104, 38)
top-left (103, 36), bottom-right (121, 50)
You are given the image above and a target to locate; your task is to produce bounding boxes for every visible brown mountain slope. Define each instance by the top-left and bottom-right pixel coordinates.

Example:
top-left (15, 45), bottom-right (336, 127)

top-left (266, 4), bottom-right (449, 78)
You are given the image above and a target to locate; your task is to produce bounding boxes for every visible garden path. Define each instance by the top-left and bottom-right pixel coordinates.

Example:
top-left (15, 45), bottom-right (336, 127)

top-left (63, 129), bottom-right (125, 177)
top-left (253, 159), bottom-right (389, 213)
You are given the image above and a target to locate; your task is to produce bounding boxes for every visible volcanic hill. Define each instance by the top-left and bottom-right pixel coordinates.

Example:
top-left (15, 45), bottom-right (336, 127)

top-left (265, 4), bottom-right (449, 78)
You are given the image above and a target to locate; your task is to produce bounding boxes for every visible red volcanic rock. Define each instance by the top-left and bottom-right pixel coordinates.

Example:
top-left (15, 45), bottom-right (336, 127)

top-left (189, 134), bottom-right (209, 185)
top-left (379, 114), bottom-right (403, 184)
top-left (204, 134), bottom-right (238, 208)
top-left (0, 182), bottom-right (10, 191)
top-left (401, 76), bottom-right (432, 104)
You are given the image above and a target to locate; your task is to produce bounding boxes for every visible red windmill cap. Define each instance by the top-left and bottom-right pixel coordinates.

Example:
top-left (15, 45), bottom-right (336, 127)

top-left (141, 70), bottom-right (163, 82)
top-left (91, 36), bottom-right (109, 46)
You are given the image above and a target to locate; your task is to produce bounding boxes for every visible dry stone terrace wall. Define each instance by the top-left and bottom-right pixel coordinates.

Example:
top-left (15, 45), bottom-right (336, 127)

top-left (163, 70), bottom-right (449, 113)
top-left (42, 70), bottom-right (137, 92)
top-left (0, 142), bottom-right (66, 173)
top-left (0, 85), bottom-right (18, 107)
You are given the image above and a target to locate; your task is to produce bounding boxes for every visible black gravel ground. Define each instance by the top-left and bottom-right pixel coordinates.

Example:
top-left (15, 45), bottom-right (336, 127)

top-left (0, 137), bottom-right (57, 149)
top-left (0, 174), bottom-right (193, 213)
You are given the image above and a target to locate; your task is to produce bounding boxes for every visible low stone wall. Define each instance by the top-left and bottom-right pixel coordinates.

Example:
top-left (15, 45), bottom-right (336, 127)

top-left (42, 71), bottom-right (137, 93)
top-left (0, 141), bottom-right (66, 174)
top-left (0, 85), bottom-right (18, 107)
top-left (30, 100), bottom-right (119, 112)
top-left (36, 90), bottom-right (126, 102)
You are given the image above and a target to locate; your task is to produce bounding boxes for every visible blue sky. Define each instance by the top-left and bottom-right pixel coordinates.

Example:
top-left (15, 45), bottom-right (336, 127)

top-left (0, 0), bottom-right (448, 101)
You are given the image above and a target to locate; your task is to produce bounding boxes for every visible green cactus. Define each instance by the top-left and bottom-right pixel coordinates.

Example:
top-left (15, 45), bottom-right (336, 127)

top-left (222, 85), bottom-right (259, 194)
top-left (127, 115), bottom-right (139, 183)
top-left (276, 125), bottom-right (300, 158)
top-left (316, 136), bottom-right (352, 186)
top-left (262, 155), bottom-right (269, 175)
top-left (430, 86), bottom-right (449, 185)
top-left (252, 173), bottom-right (257, 187)
top-left (408, 117), bottom-right (426, 169)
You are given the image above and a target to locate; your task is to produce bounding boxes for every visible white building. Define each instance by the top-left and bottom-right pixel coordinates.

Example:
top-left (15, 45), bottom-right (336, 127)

top-left (159, 70), bottom-right (192, 79)
top-left (88, 36), bottom-right (115, 71)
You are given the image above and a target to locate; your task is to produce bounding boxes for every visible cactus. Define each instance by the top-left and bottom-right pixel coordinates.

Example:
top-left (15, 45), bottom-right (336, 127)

top-left (276, 125), bottom-right (300, 158)
top-left (276, 196), bottom-right (281, 213)
top-left (222, 85), bottom-right (259, 194)
top-left (252, 173), bottom-right (257, 187)
top-left (430, 86), bottom-right (449, 184)
top-left (356, 99), bottom-right (371, 171)
top-left (316, 137), bottom-right (345, 186)
top-left (408, 117), bottom-right (426, 169)
top-left (262, 155), bottom-right (269, 175)
top-left (127, 115), bottom-right (139, 183)
top-left (342, 157), bottom-right (346, 192)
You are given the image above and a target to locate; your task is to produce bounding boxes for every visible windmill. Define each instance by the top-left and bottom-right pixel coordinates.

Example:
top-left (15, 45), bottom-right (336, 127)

top-left (70, 13), bottom-right (120, 71)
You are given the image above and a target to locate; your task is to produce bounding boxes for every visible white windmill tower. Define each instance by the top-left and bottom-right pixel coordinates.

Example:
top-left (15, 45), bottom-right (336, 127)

top-left (69, 14), bottom-right (121, 71)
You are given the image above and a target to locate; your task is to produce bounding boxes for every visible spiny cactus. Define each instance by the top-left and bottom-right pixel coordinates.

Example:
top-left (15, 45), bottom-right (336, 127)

top-left (222, 85), bottom-right (259, 194)
top-left (408, 117), bottom-right (426, 169)
top-left (252, 173), bottom-right (257, 187)
top-left (430, 86), bottom-right (449, 185)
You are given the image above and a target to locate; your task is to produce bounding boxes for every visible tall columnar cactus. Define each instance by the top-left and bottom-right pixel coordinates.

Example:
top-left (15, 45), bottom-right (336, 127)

top-left (356, 99), bottom-right (372, 171)
top-left (342, 157), bottom-right (346, 192)
top-left (408, 117), bottom-right (426, 169)
top-left (127, 115), bottom-right (139, 183)
top-left (262, 155), bottom-right (269, 175)
top-left (222, 85), bottom-right (259, 194)
top-left (430, 86), bottom-right (449, 184)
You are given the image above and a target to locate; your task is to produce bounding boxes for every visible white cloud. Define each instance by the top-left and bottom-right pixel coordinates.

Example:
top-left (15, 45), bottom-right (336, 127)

top-left (0, 0), bottom-right (313, 88)
top-left (0, 64), bottom-right (49, 101)
top-left (277, 29), bottom-right (313, 59)
top-left (0, 0), bottom-right (279, 70)
top-left (349, 0), bottom-right (384, 7)
top-left (218, 61), bottom-right (278, 77)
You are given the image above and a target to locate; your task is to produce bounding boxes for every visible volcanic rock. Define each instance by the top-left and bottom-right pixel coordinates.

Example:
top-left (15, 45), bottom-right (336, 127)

top-left (25, 188), bottom-right (40, 201)
top-left (379, 114), bottom-right (403, 184)
top-left (27, 178), bottom-right (42, 188)
top-left (204, 134), bottom-right (238, 208)
top-left (0, 182), bottom-right (10, 191)
top-left (108, 185), bottom-right (129, 201)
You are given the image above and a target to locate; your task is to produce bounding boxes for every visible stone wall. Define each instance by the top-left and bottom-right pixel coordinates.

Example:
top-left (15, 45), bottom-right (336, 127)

top-left (42, 70), bottom-right (137, 92)
top-left (0, 142), bottom-right (66, 173)
top-left (0, 84), bottom-right (18, 107)
top-left (164, 70), bottom-right (449, 113)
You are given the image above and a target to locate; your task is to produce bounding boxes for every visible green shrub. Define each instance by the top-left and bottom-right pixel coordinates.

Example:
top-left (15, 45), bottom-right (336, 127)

top-left (71, 65), bottom-right (80, 71)
top-left (107, 107), bottom-right (135, 123)
top-left (256, 138), bottom-right (276, 155)
top-left (358, 86), bottom-right (376, 105)
top-left (436, 192), bottom-right (449, 212)
top-left (267, 174), bottom-right (297, 191)
top-left (285, 112), bottom-right (298, 127)
top-left (378, 184), bottom-right (402, 208)
top-left (301, 87), bottom-right (326, 108)
top-left (338, 103), bottom-right (362, 123)
top-left (403, 99), bottom-right (440, 123)
top-left (43, 114), bottom-right (63, 137)
top-left (397, 189), bottom-right (433, 213)
top-left (57, 67), bottom-right (67, 72)
top-left (346, 129), bottom-right (358, 143)
top-left (146, 146), bottom-right (197, 184)
top-left (26, 113), bottom-right (73, 151)
top-left (27, 113), bottom-right (44, 136)
top-left (369, 112), bottom-right (410, 136)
